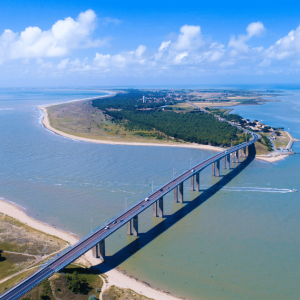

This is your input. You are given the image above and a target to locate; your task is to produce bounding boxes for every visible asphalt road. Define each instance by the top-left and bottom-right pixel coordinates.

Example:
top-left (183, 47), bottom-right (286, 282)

top-left (0, 133), bottom-right (259, 300)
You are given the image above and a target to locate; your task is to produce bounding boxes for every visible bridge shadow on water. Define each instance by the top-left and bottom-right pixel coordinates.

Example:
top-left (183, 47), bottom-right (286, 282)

top-left (93, 146), bottom-right (256, 274)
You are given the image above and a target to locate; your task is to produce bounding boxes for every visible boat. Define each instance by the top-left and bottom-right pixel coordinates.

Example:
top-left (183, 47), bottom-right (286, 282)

top-left (292, 189), bottom-right (297, 192)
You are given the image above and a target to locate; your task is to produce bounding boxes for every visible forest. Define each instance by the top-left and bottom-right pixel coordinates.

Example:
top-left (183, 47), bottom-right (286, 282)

top-left (92, 91), bottom-right (245, 147)
top-left (107, 109), bottom-right (243, 146)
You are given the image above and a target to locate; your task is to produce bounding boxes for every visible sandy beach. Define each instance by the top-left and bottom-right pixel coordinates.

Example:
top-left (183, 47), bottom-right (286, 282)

top-left (0, 199), bottom-right (181, 300)
top-left (40, 105), bottom-right (225, 153)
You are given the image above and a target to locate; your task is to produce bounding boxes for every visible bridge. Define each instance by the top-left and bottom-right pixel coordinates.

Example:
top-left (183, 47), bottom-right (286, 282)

top-left (0, 114), bottom-right (260, 300)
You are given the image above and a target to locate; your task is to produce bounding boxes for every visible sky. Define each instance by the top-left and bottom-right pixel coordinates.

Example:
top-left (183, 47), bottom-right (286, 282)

top-left (1, 0), bottom-right (300, 87)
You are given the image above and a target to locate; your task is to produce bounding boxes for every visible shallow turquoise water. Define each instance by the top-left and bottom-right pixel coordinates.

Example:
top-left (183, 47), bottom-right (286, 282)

top-left (0, 88), bottom-right (299, 300)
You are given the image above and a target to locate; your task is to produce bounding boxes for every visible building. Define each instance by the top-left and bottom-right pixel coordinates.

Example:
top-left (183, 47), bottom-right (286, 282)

top-left (143, 96), bottom-right (145, 103)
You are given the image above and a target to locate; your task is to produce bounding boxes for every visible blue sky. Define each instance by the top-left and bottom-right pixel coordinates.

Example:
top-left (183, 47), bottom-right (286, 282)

top-left (1, 0), bottom-right (300, 86)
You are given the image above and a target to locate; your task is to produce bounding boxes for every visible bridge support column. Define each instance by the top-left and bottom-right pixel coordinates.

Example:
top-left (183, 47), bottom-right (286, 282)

top-left (227, 154), bottom-right (230, 169)
top-left (196, 172), bottom-right (200, 191)
top-left (212, 162), bottom-right (215, 176)
top-left (93, 240), bottom-right (105, 260)
top-left (99, 240), bottom-right (105, 260)
top-left (92, 243), bottom-right (99, 258)
top-left (174, 186), bottom-right (178, 203)
top-left (133, 215), bottom-right (138, 237)
top-left (191, 175), bottom-right (195, 191)
top-left (179, 182), bottom-right (183, 203)
top-left (223, 156), bottom-right (226, 169)
top-left (158, 197), bottom-right (163, 218)
top-left (127, 219), bottom-right (132, 235)
top-left (244, 147), bottom-right (247, 157)
top-left (153, 201), bottom-right (158, 217)
top-left (216, 160), bottom-right (220, 177)
top-left (236, 150), bottom-right (239, 163)
top-left (232, 153), bottom-right (235, 167)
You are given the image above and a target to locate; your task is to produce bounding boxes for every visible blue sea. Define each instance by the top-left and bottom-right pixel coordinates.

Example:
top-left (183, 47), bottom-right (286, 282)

top-left (0, 87), bottom-right (299, 300)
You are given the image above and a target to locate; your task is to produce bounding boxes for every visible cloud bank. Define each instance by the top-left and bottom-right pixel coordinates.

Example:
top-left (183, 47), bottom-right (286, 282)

top-left (1, 10), bottom-right (300, 80)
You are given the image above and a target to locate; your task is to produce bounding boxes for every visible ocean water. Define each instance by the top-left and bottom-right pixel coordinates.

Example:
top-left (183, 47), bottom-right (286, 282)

top-left (0, 88), bottom-right (299, 300)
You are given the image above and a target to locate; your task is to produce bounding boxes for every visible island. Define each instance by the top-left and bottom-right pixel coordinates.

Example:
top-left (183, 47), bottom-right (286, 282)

top-left (41, 89), bottom-right (296, 162)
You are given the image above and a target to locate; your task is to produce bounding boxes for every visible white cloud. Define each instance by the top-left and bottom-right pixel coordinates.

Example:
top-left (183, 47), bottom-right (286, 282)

top-left (159, 40), bottom-right (171, 52)
top-left (135, 45), bottom-right (146, 58)
top-left (13, 20), bottom-right (300, 79)
top-left (265, 25), bottom-right (300, 59)
top-left (246, 22), bottom-right (265, 37)
top-left (229, 21), bottom-right (265, 54)
top-left (173, 25), bottom-right (203, 51)
top-left (0, 9), bottom-right (107, 63)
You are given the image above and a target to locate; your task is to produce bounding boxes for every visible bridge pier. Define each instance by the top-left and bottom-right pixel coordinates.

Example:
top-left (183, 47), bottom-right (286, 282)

top-left (99, 240), bottom-right (105, 260)
top-left (196, 172), bottom-right (200, 191)
top-left (236, 150), bottom-right (239, 163)
top-left (93, 240), bottom-right (105, 260)
top-left (212, 162), bottom-right (215, 176)
top-left (232, 153), bottom-right (235, 167)
top-left (216, 160), bottom-right (220, 177)
top-left (179, 182), bottom-right (183, 203)
top-left (92, 243), bottom-right (99, 258)
top-left (153, 201), bottom-right (158, 217)
top-left (223, 156), bottom-right (226, 169)
top-left (158, 197), bottom-right (163, 218)
top-left (127, 219), bottom-right (132, 235)
top-left (244, 147), bottom-right (247, 157)
top-left (191, 175), bottom-right (195, 191)
top-left (133, 215), bottom-right (138, 236)
top-left (174, 186), bottom-right (178, 203)
top-left (227, 154), bottom-right (230, 169)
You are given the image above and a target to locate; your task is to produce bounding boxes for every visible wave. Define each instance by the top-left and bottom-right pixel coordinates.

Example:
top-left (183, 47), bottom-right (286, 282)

top-left (222, 186), bottom-right (294, 193)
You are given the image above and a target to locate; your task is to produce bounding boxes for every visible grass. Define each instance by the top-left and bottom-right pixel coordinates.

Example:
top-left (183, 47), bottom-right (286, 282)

top-left (273, 131), bottom-right (290, 149)
top-left (102, 285), bottom-right (154, 300)
top-left (0, 213), bottom-right (68, 256)
top-left (47, 101), bottom-right (183, 145)
top-left (20, 264), bottom-right (103, 300)
top-left (0, 267), bottom-right (39, 296)
top-left (0, 251), bottom-right (35, 281)
top-left (254, 140), bottom-right (269, 155)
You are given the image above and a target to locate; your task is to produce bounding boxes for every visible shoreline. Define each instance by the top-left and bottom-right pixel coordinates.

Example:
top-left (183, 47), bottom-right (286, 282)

top-left (39, 105), bottom-right (225, 152)
top-left (0, 199), bottom-right (182, 300)
top-left (39, 98), bottom-right (291, 163)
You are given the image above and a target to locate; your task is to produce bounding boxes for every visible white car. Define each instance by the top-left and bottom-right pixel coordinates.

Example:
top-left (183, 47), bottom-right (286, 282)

top-left (105, 225), bottom-right (110, 230)
top-left (145, 197), bottom-right (149, 201)
top-left (191, 169), bottom-right (195, 173)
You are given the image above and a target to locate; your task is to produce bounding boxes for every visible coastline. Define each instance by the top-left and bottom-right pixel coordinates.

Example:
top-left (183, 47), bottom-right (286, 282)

top-left (0, 199), bottom-right (182, 300)
top-left (39, 100), bottom-right (291, 163)
top-left (39, 105), bottom-right (225, 152)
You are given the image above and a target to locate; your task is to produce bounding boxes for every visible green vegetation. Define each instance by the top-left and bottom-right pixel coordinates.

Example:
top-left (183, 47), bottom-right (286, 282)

top-left (92, 89), bottom-right (174, 110)
top-left (260, 135), bottom-right (273, 152)
top-left (102, 285), bottom-right (153, 300)
top-left (0, 251), bottom-right (35, 280)
top-left (0, 213), bottom-right (67, 255)
top-left (19, 265), bottom-right (103, 300)
top-left (0, 267), bottom-right (39, 295)
top-left (104, 109), bottom-right (244, 147)
top-left (206, 107), bottom-right (244, 124)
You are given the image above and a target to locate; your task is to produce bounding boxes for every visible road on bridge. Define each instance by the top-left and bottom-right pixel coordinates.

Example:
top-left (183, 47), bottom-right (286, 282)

top-left (0, 123), bottom-right (259, 300)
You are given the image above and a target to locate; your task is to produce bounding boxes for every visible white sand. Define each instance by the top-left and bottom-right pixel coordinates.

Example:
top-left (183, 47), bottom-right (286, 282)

top-left (255, 155), bottom-right (289, 162)
top-left (0, 199), bottom-right (180, 300)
